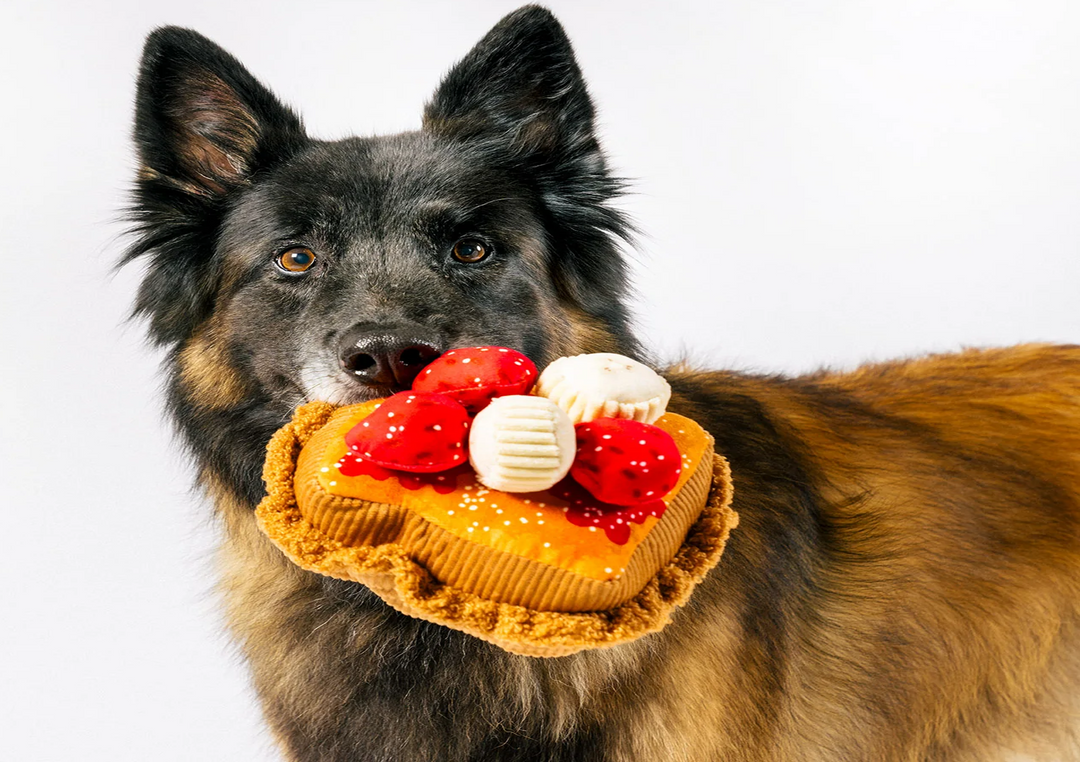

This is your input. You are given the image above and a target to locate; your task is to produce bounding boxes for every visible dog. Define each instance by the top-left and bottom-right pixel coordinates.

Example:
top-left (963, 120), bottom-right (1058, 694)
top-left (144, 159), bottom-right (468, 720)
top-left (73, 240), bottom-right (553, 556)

top-left (124, 6), bottom-right (1080, 761)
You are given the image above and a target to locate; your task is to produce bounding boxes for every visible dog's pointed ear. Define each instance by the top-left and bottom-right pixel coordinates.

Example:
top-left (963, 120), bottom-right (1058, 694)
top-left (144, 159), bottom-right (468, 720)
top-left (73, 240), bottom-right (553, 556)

top-left (134, 27), bottom-right (305, 200)
top-left (423, 6), bottom-right (598, 167)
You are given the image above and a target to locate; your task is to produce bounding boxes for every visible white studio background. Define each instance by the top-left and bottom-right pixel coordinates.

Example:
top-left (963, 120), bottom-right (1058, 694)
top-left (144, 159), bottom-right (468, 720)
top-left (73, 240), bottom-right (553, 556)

top-left (1, 1), bottom-right (1077, 759)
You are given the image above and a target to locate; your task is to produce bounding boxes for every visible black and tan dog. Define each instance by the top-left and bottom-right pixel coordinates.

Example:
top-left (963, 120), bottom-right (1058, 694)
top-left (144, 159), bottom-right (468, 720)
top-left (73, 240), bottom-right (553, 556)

top-left (124, 6), bottom-right (1080, 761)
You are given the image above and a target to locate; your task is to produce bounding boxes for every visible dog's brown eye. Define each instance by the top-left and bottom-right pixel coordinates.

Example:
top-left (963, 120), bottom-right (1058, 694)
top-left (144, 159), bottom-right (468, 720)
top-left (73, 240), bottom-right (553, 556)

top-left (452, 239), bottom-right (489, 263)
top-left (278, 247), bottom-right (316, 273)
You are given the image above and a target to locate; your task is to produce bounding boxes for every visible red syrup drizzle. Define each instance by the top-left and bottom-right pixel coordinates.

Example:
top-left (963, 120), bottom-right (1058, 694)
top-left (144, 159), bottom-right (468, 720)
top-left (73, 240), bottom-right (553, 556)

top-left (334, 430), bottom-right (667, 546)
top-left (335, 452), bottom-right (468, 495)
top-left (549, 477), bottom-right (666, 546)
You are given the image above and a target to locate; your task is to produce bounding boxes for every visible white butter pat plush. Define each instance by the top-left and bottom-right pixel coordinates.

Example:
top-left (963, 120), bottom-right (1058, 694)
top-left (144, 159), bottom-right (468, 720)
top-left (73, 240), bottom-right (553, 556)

top-left (468, 395), bottom-right (576, 493)
top-left (534, 353), bottom-right (671, 425)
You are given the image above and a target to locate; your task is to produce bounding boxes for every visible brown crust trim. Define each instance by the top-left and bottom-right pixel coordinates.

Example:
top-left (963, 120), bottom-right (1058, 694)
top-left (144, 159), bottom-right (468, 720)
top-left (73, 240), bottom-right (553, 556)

top-left (256, 401), bottom-right (739, 657)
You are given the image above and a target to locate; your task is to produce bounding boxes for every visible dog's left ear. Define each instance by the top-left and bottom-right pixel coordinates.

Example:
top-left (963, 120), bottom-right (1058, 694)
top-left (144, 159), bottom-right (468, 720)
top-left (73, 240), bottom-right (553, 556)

top-left (424, 6), bottom-right (636, 334)
top-left (424, 6), bottom-right (601, 179)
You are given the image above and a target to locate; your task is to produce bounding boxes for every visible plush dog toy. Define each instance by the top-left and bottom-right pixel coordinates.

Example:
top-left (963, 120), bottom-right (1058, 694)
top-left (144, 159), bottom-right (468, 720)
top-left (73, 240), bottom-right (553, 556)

top-left (256, 350), bottom-right (737, 656)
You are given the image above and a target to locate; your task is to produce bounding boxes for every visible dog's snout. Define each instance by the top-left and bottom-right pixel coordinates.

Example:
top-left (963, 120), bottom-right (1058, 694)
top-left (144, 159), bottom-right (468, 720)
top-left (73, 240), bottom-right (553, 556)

top-left (337, 324), bottom-right (444, 391)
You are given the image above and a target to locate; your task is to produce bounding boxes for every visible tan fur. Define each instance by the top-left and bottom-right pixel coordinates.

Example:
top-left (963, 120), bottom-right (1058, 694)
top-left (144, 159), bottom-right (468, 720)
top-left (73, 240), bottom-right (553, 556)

top-left (177, 322), bottom-right (247, 410)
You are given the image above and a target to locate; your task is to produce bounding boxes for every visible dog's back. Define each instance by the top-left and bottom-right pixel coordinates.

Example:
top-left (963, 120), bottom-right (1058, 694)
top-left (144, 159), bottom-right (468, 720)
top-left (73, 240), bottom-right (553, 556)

top-left (663, 344), bottom-right (1080, 761)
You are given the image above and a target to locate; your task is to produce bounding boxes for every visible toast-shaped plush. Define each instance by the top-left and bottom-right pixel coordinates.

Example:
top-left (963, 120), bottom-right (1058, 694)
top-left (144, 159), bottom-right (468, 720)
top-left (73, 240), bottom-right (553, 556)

top-left (257, 400), bottom-right (736, 657)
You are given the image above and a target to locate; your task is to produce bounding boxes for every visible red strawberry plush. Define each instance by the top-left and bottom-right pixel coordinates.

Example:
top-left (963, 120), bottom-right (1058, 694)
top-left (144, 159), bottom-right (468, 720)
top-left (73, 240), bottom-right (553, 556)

top-left (412, 346), bottom-right (537, 413)
top-left (344, 392), bottom-right (471, 473)
top-left (570, 418), bottom-right (682, 506)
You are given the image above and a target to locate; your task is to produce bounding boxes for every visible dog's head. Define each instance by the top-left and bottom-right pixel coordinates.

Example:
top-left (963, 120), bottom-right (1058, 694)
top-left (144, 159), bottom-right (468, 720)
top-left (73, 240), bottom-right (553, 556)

top-left (126, 6), bottom-right (639, 426)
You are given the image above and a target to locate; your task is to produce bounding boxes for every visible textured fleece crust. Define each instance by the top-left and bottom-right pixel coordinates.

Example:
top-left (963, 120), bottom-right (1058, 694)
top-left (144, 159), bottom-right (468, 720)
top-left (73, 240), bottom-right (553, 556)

top-left (256, 401), bottom-right (738, 657)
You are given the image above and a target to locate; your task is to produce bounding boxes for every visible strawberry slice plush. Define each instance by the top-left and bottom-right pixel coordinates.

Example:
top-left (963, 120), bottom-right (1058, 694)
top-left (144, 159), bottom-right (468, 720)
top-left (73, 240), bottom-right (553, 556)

top-left (344, 392), bottom-right (471, 473)
top-left (570, 418), bottom-right (682, 506)
top-left (412, 346), bottom-right (538, 413)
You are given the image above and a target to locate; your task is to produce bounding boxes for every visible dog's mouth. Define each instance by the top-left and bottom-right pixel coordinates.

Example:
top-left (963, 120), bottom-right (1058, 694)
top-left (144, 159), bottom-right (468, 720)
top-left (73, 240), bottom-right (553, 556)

top-left (295, 363), bottom-right (403, 408)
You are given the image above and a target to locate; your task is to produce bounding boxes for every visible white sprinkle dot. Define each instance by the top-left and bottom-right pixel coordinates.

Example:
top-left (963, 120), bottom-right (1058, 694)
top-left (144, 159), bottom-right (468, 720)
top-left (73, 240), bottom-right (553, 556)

top-left (538, 520), bottom-right (544, 525)
top-left (483, 526), bottom-right (490, 531)
top-left (605, 568), bottom-right (612, 574)
top-left (386, 433), bottom-right (393, 439)
top-left (448, 510), bottom-right (455, 515)
top-left (504, 520), bottom-right (511, 525)
top-left (433, 424), bottom-right (442, 431)
top-left (639, 440), bottom-right (646, 445)
top-left (499, 348), bottom-right (508, 352)
top-left (329, 481), bottom-right (337, 487)
top-left (320, 467), bottom-right (329, 473)
top-left (454, 454), bottom-right (460, 459)
top-left (362, 422), bottom-right (369, 427)
top-left (543, 542), bottom-right (551, 548)
top-left (474, 377), bottom-right (481, 383)
top-left (519, 517), bottom-right (528, 524)
top-left (602, 434), bottom-right (612, 440)
top-left (657, 455), bottom-right (664, 460)
top-left (595, 446), bottom-right (603, 452)
top-left (387, 412), bottom-right (394, 418)
top-left (589, 526), bottom-right (597, 532)
top-left (467, 527), bottom-right (474, 533)
top-left (495, 508), bottom-right (503, 514)
top-left (389, 426), bottom-right (397, 432)
top-left (472, 521), bottom-right (479, 526)
top-left (469, 505), bottom-right (478, 511)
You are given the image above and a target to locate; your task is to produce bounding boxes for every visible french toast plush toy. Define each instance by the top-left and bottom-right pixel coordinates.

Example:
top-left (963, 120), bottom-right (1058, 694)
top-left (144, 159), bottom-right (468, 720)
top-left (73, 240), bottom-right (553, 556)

top-left (256, 349), bottom-right (737, 657)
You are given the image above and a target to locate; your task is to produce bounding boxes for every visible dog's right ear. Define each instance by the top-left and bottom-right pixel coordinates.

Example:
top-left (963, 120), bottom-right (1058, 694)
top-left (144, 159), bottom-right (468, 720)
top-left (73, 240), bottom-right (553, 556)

top-left (133, 27), bottom-right (305, 201)
top-left (127, 28), bottom-right (306, 345)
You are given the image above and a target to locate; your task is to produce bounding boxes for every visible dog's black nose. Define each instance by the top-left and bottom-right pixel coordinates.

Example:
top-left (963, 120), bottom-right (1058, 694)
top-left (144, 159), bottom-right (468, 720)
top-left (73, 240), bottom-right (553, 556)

top-left (337, 324), bottom-right (444, 391)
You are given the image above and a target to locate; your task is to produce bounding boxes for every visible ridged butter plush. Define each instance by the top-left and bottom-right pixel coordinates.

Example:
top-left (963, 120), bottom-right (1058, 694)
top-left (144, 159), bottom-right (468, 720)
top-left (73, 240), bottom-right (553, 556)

top-left (535, 353), bottom-right (672, 424)
top-left (468, 395), bottom-right (575, 492)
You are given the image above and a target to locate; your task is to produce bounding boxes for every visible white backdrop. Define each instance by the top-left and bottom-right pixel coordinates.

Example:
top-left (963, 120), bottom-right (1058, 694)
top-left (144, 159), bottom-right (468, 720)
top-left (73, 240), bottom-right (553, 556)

top-left (2, 1), bottom-right (1077, 759)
